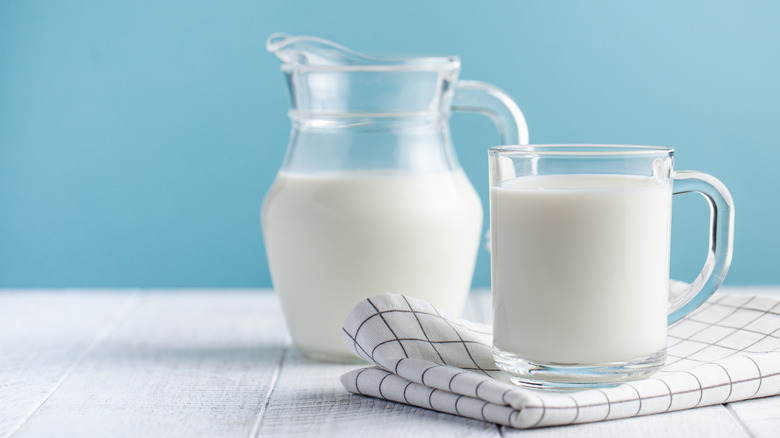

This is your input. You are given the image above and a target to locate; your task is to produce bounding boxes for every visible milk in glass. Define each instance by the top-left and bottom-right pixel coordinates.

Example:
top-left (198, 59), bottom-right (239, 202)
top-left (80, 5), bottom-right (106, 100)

top-left (491, 174), bottom-right (671, 364)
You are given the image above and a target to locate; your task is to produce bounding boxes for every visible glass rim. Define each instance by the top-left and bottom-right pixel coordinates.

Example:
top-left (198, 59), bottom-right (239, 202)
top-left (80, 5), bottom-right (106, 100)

top-left (489, 144), bottom-right (674, 157)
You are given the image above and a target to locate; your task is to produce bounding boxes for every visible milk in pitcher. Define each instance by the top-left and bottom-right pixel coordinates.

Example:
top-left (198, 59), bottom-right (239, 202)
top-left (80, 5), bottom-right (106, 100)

top-left (263, 170), bottom-right (482, 360)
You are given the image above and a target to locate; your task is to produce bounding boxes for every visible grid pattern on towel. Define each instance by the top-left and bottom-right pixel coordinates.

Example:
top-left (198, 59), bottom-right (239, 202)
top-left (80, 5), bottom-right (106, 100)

top-left (339, 293), bottom-right (780, 429)
top-left (665, 294), bottom-right (780, 369)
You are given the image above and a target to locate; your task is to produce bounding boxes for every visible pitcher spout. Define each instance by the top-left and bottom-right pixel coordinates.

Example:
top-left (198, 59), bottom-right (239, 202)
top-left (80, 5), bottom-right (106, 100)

top-left (266, 32), bottom-right (391, 67)
top-left (266, 33), bottom-right (466, 115)
top-left (266, 32), bottom-right (459, 70)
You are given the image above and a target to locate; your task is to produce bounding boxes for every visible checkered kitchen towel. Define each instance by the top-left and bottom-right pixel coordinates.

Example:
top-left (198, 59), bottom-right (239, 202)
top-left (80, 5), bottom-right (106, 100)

top-left (340, 293), bottom-right (780, 429)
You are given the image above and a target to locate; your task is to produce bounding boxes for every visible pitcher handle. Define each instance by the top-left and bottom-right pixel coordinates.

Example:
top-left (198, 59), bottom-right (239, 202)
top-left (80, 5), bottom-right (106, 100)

top-left (668, 171), bottom-right (735, 324)
top-left (452, 80), bottom-right (529, 145)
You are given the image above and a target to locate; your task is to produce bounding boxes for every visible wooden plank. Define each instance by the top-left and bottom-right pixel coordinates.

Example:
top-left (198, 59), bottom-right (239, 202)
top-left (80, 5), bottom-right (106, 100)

top-left (501, 405), bottom-right (750, 438)
top-left (2, 288), bottom-right (776, 437)
top-left (0, 290), bottom-right (140, 436)
top-left (727, 397), bottom-right (780, 438)
top-left (11, 291), bottom-right (289, 438)
top-left (256, 292), bottom-right (500, 437)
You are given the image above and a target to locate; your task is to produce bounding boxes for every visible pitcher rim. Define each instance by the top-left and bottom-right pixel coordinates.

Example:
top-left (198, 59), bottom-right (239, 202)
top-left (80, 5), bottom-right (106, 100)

top-left (267, 33), bottom-right (460, 73)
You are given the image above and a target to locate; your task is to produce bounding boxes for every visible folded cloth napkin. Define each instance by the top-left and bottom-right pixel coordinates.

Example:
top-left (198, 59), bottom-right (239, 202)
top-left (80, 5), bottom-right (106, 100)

top-left (340, 293), bottom-right (780, 429)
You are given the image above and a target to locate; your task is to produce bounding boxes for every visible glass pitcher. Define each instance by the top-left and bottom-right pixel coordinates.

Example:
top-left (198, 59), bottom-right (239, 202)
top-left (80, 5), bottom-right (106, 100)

top-left (262, 33), bottom-right (529, 361)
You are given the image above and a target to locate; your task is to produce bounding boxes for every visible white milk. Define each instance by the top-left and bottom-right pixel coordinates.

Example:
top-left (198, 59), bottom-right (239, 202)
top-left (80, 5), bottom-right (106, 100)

top-left (262, 170), bottom-right (482, 360)
top-left (491, 174), bottom-right (671, 364)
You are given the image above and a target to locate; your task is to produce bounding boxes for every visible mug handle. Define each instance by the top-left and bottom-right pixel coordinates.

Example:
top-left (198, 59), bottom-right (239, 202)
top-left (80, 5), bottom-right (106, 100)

top-left (668, 171), bottom-right (735, 324)
top-left (451, 80), bottom-right (530, 145)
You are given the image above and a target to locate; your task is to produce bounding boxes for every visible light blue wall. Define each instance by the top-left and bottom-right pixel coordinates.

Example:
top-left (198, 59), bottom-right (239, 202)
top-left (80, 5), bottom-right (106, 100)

top-left (1, 0), bottom-right (779, 287)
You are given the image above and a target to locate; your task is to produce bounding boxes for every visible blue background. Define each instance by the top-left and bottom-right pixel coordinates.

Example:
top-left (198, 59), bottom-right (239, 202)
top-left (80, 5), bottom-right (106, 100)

top-left (2, 0), bottom-right (779, 288)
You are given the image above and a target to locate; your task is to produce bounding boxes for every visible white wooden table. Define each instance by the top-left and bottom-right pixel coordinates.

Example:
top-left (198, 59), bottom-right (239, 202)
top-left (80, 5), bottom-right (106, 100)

top-left (1, 287), bottom-right (778, 437)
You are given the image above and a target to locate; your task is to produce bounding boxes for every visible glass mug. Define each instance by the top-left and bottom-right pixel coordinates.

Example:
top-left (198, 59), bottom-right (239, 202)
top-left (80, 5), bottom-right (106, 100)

top-left (488, 145), bottom-right (734, 389)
